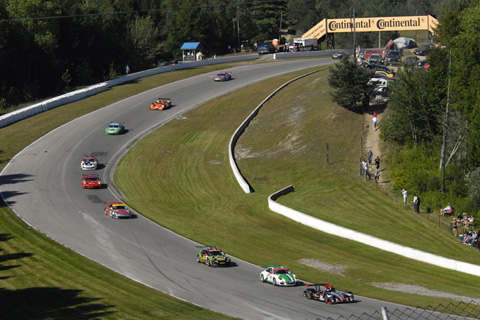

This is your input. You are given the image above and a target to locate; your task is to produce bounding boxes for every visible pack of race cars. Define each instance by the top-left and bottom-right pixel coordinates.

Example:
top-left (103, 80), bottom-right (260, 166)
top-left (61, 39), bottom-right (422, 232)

top-left (79, 153), bottom-right (134, 219)
top-left (194, 247), bottom-right (355, 304)
top-left (75, 70), bottom-right (357, 308)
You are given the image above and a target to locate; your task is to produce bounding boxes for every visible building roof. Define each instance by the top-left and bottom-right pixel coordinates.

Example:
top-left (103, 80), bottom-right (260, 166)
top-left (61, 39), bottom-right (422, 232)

top-left (180, 42), bottom-right (202, 50)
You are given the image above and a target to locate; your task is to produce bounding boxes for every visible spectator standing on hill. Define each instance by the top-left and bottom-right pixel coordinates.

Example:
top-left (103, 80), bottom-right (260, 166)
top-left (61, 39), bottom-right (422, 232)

top-left (452, 219), bottom-right (458, 237)
top-left (375, 156), bottom-right (381, 169)
top-left (125, 65), bottom-right (130, 75)
top-left (413, 194), bottom-right (420, 213)
top-left (368, 150), bottom-right (373, 164)
top-left (402, 189), bottom-right (408, 206)
top-left (372, 115), bottom-right (378, 131)
top-left (364, 160), bottom-right (370, 181)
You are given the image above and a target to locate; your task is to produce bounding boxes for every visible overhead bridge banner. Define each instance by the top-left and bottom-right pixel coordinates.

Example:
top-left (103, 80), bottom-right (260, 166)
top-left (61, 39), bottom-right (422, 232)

top-left (328, 16), bottom-right (430, 33)
top-left (302, 15), bottom-right (438, 39)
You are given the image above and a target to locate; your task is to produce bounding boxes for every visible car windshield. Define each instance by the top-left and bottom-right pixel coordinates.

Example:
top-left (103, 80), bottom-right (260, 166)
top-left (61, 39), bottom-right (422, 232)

top-left (207, 250), bottom-right (223, 256)
top-left (85, 177), bottom-right (99, 181)
top-left (275, 269), bottom-right (289, 274)
top-left (114, 205), bottom-right (126, 210)
top-left (109, 124), bottom-right (119, 128)
top-left (216, 73), bottom-right (225, 77)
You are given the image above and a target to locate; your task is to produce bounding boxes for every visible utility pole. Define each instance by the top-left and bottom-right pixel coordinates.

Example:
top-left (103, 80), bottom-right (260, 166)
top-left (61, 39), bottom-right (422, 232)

top-left (353, 8), bottom-right (356, 61)
top-left (279, 10), bottom-right (283, 41)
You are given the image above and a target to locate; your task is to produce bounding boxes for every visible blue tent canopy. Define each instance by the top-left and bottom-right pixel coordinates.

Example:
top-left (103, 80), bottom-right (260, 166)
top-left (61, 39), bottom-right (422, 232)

top-left (181, 42), bottom-right (202, 50)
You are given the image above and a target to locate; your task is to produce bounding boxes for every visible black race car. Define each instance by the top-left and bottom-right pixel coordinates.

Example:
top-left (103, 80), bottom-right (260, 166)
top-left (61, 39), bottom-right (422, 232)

top-left (304, 283), bottom-right (354, 304)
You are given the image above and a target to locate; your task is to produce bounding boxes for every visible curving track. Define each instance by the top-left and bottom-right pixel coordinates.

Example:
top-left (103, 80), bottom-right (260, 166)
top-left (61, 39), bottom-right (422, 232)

top-left (0, 59), bottom-right (407, 319)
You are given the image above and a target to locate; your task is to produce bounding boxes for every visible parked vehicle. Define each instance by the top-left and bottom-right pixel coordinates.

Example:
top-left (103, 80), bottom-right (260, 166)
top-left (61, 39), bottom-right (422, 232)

top-left (386, 50), bottom-right (402, 65)
top-left (257, 40), bottom-right (275, 54)
top-left (368, 53), bottom-right (383, 65)
top-left (292, 37), bottom-right (318, 51)
top-left (414, 44), bottom-right (435, 56)
top-left (363, 48), bottom-right (384, 59)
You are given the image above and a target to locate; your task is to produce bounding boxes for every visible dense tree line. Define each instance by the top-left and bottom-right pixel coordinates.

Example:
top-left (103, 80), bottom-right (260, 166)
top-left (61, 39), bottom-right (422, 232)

top-left (380, 0), bottom-right (480, 214)
top-left (0, 0), bottom-right (448, 111)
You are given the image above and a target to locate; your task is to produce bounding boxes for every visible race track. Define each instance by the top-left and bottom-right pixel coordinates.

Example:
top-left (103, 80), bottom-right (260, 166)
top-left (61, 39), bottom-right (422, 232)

top-left (0, 58), bottom-right (408, 319)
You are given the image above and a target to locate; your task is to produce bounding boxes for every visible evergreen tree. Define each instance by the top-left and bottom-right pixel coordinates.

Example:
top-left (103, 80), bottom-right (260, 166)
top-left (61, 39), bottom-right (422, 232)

top-left (327, 57), bottom-right (373, 111)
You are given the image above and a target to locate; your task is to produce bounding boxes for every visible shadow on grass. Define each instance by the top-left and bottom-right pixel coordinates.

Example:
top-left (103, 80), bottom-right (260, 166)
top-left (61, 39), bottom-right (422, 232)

top-left (0, 287), bottom-right (116, 320)
top-left (0, 234), bottom-right (116, 319)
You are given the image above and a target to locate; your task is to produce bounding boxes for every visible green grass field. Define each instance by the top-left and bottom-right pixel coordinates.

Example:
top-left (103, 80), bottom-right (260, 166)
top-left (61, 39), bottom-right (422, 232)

top-left (1, 60), bottom-right (480, 318)
top-left (115, 66), bottom-right (480, 309)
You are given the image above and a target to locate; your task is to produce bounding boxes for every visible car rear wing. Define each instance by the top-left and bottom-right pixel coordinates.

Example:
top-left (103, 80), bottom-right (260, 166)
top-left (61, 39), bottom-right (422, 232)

top-left (156, 98), bottom-right (171, 101)
top-left (105, 202), bottom-right (123, 205)
top-left (220, 71), bottom-right (232, 74)
top-left (195, 245), bottom-right (217, 250)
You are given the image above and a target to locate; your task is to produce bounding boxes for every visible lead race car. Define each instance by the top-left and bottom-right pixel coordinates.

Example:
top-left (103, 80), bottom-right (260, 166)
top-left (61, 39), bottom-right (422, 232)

top-left (259, 264), bottom-right (298, 286)
top-left (303, 283), bottom-right (354, 304)
top-left (104, 202), bottom-right (133, 219)
top-left (195, 246), bottom-right (231, 267)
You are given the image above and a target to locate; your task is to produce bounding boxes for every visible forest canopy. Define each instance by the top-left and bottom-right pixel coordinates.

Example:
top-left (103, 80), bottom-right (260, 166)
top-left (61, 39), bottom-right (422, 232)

top-left (0, 0), bottom-right (444, 110)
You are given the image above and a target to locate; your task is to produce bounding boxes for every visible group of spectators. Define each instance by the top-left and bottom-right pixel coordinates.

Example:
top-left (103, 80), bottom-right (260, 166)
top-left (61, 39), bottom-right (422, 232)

top-left (360, 153), bottom-right (381, 182)
top-left (451, 211), bottom-right (478, 248)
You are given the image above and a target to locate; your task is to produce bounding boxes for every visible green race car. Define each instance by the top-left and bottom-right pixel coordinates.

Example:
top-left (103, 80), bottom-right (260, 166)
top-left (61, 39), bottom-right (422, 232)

top-left (195, 246), bottom-right (231, 267)
top-left (105, 122), bottom-right (125, 135)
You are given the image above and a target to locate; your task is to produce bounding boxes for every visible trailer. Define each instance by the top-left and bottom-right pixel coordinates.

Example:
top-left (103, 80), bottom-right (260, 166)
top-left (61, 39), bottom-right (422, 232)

top-left (292, 37), bottom-right (318, 51)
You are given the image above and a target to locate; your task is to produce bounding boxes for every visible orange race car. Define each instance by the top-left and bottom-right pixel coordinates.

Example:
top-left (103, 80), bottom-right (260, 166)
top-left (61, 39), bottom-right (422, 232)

top-left (150, 98), bottom-right (172, 110)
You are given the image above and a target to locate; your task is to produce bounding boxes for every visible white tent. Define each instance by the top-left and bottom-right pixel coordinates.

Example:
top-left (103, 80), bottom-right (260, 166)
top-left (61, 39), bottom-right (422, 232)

top-left (393, 37), bottom-right (418, 50)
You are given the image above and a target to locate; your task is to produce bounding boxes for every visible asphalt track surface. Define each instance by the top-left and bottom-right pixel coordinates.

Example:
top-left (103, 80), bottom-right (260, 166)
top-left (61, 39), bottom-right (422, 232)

top-left (0, 58), bottom-right (409, 319)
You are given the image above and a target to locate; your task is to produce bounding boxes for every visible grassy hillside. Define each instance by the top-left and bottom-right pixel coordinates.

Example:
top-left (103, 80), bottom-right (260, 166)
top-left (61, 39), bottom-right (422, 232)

top-left (114, 67), bottom-right (480, 309)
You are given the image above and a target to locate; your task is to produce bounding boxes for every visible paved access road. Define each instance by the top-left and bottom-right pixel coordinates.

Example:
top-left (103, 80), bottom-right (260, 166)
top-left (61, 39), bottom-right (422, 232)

top-left (0, 59), bottom-right (407, 319)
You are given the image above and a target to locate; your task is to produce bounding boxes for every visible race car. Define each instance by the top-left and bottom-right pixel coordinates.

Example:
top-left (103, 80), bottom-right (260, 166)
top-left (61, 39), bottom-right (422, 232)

top-left (213, 71), bottom-right (232, 81)
top-left (195, 246), bottom-right (231, 267)
top-left (303, 283), bottom-right (354, 304)
top-left (80, 155), bottom-right (98, 170)
top-left (332, 51), bottom-right (347, 59)
top-left (82, 175), bottom-right (102, 189)
top-left (105, 122), bottom-right (125, 135)
top-left (259, 264), bottom-right (298, 286)
top-left (105, 202), bottom-right (132, 219)
top-left (150, 98), bottom-right (172, 110)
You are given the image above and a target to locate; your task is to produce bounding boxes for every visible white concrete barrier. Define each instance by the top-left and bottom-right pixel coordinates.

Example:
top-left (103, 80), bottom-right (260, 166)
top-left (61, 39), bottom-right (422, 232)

top-left (269, 185), bottom-right (480, 277)
top-left (0, 54), bottom-right (259, 128)
top-left (229, 68), bottom-right (326, 194)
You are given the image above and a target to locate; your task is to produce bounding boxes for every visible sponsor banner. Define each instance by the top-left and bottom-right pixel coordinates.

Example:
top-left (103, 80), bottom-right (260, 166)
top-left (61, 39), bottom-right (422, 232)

top-left (327, 16), bottom-right (430, 33)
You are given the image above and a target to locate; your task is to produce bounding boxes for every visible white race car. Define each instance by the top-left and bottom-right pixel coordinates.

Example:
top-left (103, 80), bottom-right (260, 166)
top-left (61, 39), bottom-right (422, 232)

top-left (259, 264), bottom-right (297, 286)
top-left (81, 155), bottom-right (98, 170)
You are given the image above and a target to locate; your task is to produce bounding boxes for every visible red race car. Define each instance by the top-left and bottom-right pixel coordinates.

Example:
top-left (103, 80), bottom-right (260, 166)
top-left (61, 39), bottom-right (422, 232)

top-left (150, 98), bottom-right (172, 110)
top-left (105, 202), bottom-right (132, 219)
top-left (81, 175), bottom-right (102, 189)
